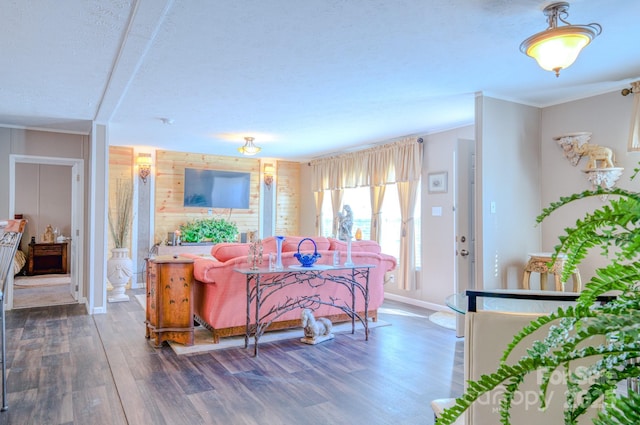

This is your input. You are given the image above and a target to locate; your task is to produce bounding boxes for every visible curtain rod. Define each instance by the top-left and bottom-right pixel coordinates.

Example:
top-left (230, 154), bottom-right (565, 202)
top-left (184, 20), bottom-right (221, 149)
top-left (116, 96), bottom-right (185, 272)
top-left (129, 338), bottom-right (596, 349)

top-left (622, 81), bottom-right (639, 96)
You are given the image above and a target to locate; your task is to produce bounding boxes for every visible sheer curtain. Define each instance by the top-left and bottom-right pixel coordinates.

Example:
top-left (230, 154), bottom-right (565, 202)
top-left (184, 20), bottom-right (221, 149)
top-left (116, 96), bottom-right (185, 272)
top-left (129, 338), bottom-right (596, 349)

top-left (628, 80), bottom-right (640, 152)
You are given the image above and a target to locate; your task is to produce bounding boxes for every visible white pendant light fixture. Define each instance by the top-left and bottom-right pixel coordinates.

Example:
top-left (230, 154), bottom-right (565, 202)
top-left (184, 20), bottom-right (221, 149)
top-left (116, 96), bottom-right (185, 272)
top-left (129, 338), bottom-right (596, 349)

top-left (520, 2), bottom-right (601, 77)
top-left (238, 136), bottom-right (261, 155)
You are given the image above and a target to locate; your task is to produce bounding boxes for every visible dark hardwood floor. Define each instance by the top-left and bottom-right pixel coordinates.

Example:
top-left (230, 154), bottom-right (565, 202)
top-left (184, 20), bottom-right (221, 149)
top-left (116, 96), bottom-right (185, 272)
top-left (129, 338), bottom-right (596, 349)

top-left (1, 289), bottom-right (463, 425)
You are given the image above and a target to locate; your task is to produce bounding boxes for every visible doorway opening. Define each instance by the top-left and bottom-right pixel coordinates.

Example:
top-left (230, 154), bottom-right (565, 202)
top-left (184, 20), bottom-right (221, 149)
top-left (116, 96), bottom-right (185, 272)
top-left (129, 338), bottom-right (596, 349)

top-left (8, 155), bottom-right (84, 310)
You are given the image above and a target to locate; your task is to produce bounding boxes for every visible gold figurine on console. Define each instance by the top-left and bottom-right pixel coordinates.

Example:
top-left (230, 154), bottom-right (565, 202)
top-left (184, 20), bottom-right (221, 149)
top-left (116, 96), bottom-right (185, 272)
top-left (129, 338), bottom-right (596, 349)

top-left (42, 224), bottom-right (54, 243)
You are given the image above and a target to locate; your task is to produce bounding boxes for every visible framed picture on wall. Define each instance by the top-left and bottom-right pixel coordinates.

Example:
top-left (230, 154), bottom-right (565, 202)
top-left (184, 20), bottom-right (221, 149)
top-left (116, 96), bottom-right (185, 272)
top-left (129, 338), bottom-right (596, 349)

top-left (428, 172), bottom-right (447, 193)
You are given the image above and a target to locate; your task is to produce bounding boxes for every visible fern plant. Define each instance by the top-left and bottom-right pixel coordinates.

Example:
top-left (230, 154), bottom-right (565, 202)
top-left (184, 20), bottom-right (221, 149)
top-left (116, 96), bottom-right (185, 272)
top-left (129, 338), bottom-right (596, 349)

top-left (438, 167), bottom-right (640, 425)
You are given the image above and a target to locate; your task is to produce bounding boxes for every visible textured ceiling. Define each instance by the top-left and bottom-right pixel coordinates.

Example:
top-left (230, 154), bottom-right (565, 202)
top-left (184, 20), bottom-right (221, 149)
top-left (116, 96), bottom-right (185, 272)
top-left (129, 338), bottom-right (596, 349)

top-left (1, 0), bottom-right (639, 161)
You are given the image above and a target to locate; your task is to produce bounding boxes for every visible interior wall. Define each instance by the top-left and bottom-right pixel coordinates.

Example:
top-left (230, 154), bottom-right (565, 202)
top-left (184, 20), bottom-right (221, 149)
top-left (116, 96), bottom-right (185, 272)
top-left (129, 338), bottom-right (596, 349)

top-left (153, 150), bottom-right (261, 243)
top-left (477, 96), bottom-right (542, 290)
top-left (384, 126), bottom-right (474, 307)
top-left (274, 161), bottom-right (301, 236)
top-left (90, 123), bottom-right (108, 313)
top-left (0, 127), bottom-right (90, 307)
top-left (107, 149), bottom-right (302, 250)
top-left (0, 128), bottom-right (87, 242)
top-left (298, 127), bottom-right (476, 308)
top-left (540, 90), bottom-right (639, 284)
top-left (261, 160), bottom-right (275, 238)
top-left (0, 128), bottom-right (9, 220)
top-left (298, 164), bottom-right (316, 236)
top-left (15, 163), bottom-right (72, 251)
top-left (136, 151), bottom-right (152, 286)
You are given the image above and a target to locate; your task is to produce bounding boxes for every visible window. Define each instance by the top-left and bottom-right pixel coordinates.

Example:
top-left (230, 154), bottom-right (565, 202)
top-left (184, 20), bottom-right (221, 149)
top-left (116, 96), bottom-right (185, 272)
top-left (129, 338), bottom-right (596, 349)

top-left (320, 182), bottom-right (421, 268)
top-left (320, 187), bottom-right (371, 239)
top-left (320, 193), bottom-right (333, 238)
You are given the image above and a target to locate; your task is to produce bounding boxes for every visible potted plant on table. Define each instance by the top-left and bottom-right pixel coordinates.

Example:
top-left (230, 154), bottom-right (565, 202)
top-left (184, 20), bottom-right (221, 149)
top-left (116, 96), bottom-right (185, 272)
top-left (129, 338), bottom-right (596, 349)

top-left (107, 179), bottom-right (134, 302)
top-left (438, 166), bottom-right (640, 425)
top-left (179, 217), bottom-right (238, 244)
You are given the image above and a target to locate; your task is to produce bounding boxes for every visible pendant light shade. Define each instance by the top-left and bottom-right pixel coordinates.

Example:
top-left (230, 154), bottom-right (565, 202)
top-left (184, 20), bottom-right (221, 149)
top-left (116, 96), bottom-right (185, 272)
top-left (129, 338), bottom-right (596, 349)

top-left (238, 137), bottom-right (261, 155)
top-left (520, 2), bottom-right (601, 77)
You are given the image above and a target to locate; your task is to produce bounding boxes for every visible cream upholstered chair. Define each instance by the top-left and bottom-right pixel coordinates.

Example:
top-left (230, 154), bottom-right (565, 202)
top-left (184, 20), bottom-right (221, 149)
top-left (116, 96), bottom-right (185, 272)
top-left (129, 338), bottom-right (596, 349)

top-left (432, 309), bottom-right (603, 424)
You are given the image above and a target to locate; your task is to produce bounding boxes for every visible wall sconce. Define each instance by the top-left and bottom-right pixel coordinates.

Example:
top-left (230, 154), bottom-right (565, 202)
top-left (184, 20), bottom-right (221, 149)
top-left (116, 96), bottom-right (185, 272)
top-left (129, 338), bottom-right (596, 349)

top-left (137, 153), bottom-right (152, 184)
top-left (264, 164), bottom-right (275, 188)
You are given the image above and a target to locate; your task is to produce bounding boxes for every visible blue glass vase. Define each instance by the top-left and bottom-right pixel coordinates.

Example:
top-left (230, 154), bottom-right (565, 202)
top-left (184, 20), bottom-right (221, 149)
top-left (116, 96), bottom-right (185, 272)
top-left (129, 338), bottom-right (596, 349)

top-left (275, 236), bottom-right (285, 270)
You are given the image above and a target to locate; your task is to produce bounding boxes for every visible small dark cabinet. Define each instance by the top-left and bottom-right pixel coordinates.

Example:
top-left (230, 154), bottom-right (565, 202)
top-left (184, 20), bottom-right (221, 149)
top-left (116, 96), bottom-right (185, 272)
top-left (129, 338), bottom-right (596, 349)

top-left (26, 242), bottom-right (68, 276)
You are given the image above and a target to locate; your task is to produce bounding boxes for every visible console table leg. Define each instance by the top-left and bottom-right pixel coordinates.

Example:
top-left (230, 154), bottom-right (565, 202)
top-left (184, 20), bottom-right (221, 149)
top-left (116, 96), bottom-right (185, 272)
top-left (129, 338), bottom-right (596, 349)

top-left (364, 269), bottom-right (370, 340)
top-left (254, 275), bottom-right (261, 356)
top-left (244, 276), bottom-right (250, 349)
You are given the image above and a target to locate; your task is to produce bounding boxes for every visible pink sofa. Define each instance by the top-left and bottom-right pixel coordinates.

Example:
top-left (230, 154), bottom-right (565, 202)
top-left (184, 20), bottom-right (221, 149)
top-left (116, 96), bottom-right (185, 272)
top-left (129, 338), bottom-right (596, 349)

top-left (182, 236), bottom-right (396, 343)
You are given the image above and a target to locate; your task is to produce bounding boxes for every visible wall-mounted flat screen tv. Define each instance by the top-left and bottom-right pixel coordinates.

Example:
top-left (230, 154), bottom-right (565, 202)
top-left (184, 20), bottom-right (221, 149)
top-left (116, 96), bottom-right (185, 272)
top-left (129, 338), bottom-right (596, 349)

top-left (183, 168), bottom-right (250, 209)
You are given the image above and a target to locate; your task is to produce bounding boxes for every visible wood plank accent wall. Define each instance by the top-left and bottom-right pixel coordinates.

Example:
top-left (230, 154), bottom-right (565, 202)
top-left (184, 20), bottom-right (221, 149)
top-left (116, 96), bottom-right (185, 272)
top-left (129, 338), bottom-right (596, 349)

top-left (154, 150), bottom-right (261, 243)
top-left (108, 146), bottom-right (133, 251)
top-left (275, 161), bottom-right (300, 236)
top-left (108, 148), bottom-right (302, 245)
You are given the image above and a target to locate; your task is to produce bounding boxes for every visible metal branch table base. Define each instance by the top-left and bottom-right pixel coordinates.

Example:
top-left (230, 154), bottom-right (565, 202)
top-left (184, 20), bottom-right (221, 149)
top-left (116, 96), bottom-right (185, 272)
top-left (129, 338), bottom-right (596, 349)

top-left (234, 264), bottom-right (374, 356)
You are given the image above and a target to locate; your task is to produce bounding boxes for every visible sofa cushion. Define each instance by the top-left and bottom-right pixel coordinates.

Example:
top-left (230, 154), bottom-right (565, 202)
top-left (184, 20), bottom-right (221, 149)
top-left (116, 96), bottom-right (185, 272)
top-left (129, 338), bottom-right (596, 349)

top-left (211, 243), bottom-right (250, 262)
top-left (281, 236), bottom-right (330, 252)
top-left (328, 237), bottom-right (381, 254)
top-left (260, 237), bottom-right (278, 254)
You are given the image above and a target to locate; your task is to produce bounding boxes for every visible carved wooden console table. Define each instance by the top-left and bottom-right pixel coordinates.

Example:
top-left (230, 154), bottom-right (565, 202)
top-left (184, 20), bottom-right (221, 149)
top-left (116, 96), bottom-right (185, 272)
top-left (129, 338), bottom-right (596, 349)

top-left (145, 256), bottom-right (194, 347)
top-left (234, 264), bottom-right (375, 356)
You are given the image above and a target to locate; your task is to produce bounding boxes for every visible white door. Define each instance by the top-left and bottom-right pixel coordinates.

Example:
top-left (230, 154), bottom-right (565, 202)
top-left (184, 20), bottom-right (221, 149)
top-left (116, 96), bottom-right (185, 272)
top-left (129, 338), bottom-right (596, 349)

top-left (454, 138), bottom-right (475, 336)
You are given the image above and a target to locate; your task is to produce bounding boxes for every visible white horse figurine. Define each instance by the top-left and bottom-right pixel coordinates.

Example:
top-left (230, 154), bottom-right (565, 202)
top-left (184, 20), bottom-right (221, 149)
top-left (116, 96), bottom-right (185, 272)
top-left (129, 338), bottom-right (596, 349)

top-left (301, 308), bottom-right (333, 339)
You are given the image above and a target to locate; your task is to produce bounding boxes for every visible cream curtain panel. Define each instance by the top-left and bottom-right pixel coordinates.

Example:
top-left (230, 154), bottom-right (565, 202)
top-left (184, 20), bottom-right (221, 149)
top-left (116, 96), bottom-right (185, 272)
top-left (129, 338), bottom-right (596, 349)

top-left (314, 191), bottom-right (324, 235)
top-left (628, 81), bottom-right (640, 152)
top-left (369, 185), bottom-right (386, 243)
top-left (396, 180), bottom-right (419, 290)
top-left (310, 137), bottom-right (422, 190)
top-left (310, 137), bottom-right (423, 290)
top-left (330, 189), bottom-right (343, 237)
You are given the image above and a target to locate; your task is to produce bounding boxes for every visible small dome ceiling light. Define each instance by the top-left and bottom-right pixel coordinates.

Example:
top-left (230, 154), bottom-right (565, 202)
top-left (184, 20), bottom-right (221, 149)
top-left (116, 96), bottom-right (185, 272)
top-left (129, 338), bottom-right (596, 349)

top-left (238, 136), bottom-right (261, 155)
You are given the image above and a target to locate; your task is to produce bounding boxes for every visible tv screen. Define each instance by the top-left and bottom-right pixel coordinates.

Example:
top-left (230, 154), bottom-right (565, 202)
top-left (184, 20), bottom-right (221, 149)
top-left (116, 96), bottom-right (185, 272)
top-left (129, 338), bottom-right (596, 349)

top-left (183, 168), bottom-right (250, 209)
